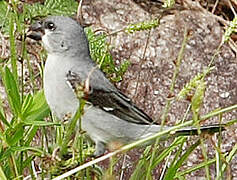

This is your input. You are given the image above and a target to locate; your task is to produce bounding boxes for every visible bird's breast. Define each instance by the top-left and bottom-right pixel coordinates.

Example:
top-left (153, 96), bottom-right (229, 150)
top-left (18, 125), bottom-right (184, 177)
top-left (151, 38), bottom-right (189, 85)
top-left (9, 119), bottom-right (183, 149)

top-left (43, 55), bottom-right (79, 120)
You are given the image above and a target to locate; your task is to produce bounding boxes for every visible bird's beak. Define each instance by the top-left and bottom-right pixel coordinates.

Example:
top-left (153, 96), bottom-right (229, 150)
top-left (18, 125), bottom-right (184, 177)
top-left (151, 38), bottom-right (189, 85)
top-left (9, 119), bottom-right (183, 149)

top-left (27, 21), bottom-right (44, 41)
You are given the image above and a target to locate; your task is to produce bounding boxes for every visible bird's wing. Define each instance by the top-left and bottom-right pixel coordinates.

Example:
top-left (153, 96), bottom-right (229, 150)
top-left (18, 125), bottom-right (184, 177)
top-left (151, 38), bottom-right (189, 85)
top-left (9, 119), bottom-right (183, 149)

top-left (66, 69), bottom-right (155, 125)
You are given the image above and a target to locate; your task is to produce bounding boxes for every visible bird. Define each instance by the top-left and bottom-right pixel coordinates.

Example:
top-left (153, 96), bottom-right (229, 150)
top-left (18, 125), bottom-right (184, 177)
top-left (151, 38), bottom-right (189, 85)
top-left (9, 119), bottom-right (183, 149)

top-left (28, 16), bottom-right (224, 156)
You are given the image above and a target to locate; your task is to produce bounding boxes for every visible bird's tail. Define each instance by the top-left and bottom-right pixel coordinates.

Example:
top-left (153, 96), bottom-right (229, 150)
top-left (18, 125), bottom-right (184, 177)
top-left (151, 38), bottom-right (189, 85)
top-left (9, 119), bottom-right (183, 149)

top-left (140, 123), bottom-right (225, 140)
top-left (174, 124), bottom-right (225, 136)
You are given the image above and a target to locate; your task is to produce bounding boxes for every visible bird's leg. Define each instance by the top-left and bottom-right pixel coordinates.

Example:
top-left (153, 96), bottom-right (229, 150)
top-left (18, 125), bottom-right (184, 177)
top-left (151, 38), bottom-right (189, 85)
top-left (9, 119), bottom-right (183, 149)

top-left (94, 141), bottom-right (106, 157)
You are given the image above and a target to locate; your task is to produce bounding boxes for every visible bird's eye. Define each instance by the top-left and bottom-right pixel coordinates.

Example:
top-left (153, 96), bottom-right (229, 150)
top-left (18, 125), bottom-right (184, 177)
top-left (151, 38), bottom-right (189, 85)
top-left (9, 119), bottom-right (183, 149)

top-left (45, 21), bottom-right (56, 31)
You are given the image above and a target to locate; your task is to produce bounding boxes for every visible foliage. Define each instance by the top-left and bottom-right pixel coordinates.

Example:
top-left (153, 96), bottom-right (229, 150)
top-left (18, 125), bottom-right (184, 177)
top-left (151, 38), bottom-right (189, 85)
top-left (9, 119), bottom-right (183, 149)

top-left (125, 19), bottom-right (159, 34)
top-left (177, 68), bottom-right (214, 100)
top-left (0, 0), bottom-right (78, 34)
top-left (223, 16), bottom-right (237, 43)
top-left (86, 27), bottom-right (130, 82)
top-left (0, 66), bottom-right (52, 179)
top-left (24, 0), bottom-right (78, 17)
top-left (0, 0), bottom-right (78, 178)
top-left (162, 0), bottom-right (175, 8)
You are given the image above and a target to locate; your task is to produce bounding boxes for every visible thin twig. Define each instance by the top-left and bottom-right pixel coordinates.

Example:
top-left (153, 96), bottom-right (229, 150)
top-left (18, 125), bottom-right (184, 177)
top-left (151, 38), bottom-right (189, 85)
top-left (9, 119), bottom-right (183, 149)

top-left (211, 0), bottom-right (219, 14)
top-left (228, 0), bottom-right (237, 17)
top-left (119, 154), bottom-right (127, 180)
top-left (133, 29), bottom-right (151, 99)
top-left (77, 0), bottom-right (83, 23)
top-left (230, 0), bottom-right (237, 7)
top-left (85, 65), bottom-right (98, 95)
top-left (229, 38), bottom-right (237, 55)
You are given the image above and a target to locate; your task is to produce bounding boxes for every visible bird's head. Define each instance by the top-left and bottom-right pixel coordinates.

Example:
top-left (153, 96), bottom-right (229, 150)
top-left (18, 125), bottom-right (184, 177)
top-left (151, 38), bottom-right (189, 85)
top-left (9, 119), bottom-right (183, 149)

top-left (28, 16), bottom-right (89, 56)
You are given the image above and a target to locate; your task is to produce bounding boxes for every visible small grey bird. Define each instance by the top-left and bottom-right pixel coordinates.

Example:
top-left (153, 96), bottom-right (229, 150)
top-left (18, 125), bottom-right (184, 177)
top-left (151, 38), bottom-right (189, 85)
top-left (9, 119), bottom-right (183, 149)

top-left (28, 16), bottom-right (224, 156)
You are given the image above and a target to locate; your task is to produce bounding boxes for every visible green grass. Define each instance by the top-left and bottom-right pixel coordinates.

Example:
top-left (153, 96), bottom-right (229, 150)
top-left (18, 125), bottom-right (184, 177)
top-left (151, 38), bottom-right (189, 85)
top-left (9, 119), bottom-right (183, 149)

top-left (0, 0), bottom-right (236, 179)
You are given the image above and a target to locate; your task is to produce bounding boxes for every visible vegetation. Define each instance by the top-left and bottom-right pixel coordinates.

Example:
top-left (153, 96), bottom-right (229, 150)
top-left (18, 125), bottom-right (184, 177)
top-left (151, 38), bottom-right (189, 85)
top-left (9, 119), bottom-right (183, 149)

top-left (0, 0), bottom-right (236, 179)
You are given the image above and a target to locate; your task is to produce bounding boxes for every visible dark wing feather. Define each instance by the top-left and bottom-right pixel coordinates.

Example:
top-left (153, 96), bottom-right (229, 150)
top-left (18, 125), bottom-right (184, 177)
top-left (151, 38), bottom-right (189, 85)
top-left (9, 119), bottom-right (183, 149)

top-left (66, 70), bottom-right (155, 125)
top-left (88, 89), bottom-right (154, 125)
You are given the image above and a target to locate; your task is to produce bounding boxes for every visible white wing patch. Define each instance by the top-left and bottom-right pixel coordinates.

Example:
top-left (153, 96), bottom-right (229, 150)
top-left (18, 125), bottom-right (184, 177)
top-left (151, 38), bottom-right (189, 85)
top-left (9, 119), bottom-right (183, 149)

top-left (102, 107), bottom-right (115, 111)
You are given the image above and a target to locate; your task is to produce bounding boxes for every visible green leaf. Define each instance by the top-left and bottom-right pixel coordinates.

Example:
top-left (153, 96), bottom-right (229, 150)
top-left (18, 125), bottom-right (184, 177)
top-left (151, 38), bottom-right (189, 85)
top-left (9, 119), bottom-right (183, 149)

top-left (0, 131), bottom-right (4, 141)
top-left (0, 110), bottom-right (10, 127)
top-left (21, 93), bottom-right (34, 117)
top-left (177, 68), bottom-right (213, 100)
top-left (221, 142), bottom-right (237, 173)
top-left (22, 155), bottom-right (34, 170)
top-left (175, 158), bottom-right (217, 178)
top-left (191, 79), bottom-right (206, 115)
top-left (151, 137), bottom-right (186, 169)
top-left (23, 126), bottom-right (39, 146)
top-left (0, 1), bottom-right (9, 34)
top-left (9, 146), bottom-right (43, 154)
top-left (21, 91), bottom-right (51, 146)
top-left (23, 120), bottom-right (59, 126)
top-left (1, 67), bottom-right (21, 118)
top-left (85, 27), bottom-right (130, 82)
top-left (6, 124), bottom-right (24, 146)
top-left (163, 140), bottom-right (200, 180)
top-left (24, 0), bottom-right (78, 18)
top-left (163, 0), bottom-right (175, 8)
top-left (0, 147), bottom-right (11, 162)
top-left (0, 146), bottom-right (43, 162)
top-left (23, 90), bottom-right (50, 122)
top-left (0, 86), bottom-right (10, 127)
top-left (125, 19), bottom-right (159, 34)
top-left (130, 146), bottom-right (152, 180)
top-left (223, 16), bottom-right (237, 43)
top-left (0, 166), bottom-right (7, 180)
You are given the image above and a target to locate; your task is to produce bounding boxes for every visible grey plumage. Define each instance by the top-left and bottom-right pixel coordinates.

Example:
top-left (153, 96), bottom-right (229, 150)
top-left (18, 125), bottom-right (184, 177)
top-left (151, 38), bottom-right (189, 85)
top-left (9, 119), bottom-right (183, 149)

top-left (28, 16), bottom-right (224, 156)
